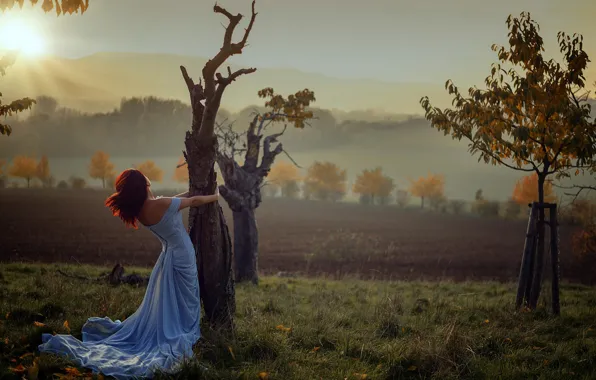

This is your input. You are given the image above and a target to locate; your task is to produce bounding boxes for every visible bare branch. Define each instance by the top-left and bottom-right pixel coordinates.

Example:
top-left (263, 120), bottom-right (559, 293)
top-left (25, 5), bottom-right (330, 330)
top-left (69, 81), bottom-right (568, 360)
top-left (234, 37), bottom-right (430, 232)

top-left (202, 1), bottom-right (258, 97)
top-left (282, 149), bottom-right (302, 168)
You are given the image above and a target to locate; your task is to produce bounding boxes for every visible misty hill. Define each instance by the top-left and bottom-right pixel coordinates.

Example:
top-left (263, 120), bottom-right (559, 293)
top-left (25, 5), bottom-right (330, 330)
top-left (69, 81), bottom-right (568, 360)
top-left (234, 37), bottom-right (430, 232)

top-left (2, 52), bottom-right (452, 114)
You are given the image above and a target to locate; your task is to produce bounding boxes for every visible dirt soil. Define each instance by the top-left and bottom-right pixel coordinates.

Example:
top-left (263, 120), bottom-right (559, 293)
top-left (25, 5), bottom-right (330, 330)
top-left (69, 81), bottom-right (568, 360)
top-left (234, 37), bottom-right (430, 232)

top-left (0, 189), bottom-right (589, 283)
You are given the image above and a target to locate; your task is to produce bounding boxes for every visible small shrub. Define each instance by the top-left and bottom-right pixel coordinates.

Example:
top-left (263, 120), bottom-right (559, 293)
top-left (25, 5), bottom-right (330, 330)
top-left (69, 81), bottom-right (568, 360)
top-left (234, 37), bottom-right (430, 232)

top-left (57, 180), bottom-right (69, 189)
top-left (473, 199), bottom-right (500, 217)
top-left (504, 198), bottom-right (522, 219)
top-left (396, 190), bottom-right (410, 208)
top-left (448, 200), bottom-right (466, 215)
top-left (69, 176), bottom-right (87, 189)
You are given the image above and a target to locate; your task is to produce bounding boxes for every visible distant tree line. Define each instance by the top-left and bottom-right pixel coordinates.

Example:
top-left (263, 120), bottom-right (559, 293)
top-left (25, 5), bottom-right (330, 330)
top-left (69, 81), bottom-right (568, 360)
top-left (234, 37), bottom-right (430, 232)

top-left (0, 95), bottom-right (425, 159)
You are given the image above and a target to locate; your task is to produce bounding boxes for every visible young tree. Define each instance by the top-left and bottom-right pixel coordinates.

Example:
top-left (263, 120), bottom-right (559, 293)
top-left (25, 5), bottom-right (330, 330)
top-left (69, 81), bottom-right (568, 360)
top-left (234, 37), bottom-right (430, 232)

top-left (178, 1), bottom-right (258, 327)
top-left (303, 161), bottom-right (347, 202)
top-left (512, 173), bottom-right (556, 205)
top-left (135, 160), bottom-right (164, 183)
top-left (214, 88), bottom-right (315, 284)
top-left (0, 1), bottom-right (89, 136)
top-left (89, 151), bottom-right (115, 188)
top-left (9, 155), bottom-right (37, 187)
top-left (408, 173), bottom-right (445, 209)
top-left (420, 12), bottom-right (596, 308)
top-left (36, 155), bottom-right (52, 187)
top-left (173, 156), bottom-right (189, 184)
top-left (352, 167), bottom-right (395, 205)
top-left (267, 161), bottom-right (303, 198)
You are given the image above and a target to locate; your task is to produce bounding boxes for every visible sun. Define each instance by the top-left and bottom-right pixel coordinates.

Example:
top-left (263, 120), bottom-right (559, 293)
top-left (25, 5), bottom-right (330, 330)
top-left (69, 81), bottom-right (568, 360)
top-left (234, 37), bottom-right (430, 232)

top-left (0, 18), bottom-right (46, 57)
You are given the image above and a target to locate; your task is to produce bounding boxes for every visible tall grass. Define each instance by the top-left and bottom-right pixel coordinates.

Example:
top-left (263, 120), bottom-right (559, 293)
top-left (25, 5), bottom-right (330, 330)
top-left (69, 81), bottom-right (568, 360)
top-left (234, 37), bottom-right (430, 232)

top-left (1, 263), bottom-right (595, 379)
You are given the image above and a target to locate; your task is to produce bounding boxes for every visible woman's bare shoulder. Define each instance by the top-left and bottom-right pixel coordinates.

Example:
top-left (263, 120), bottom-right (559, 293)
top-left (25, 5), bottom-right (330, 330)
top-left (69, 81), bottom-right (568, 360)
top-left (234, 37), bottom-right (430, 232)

top-left (139, 197), bottom-right (172, 226)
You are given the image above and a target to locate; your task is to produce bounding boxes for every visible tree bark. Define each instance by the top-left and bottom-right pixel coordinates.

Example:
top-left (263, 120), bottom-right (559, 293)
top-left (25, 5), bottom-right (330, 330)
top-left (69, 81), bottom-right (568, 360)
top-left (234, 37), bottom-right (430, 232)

top-left (529, 172), bottom-right (546, 309)
top-left (178, 0), bottom-right (258, 328)
top-left (232, 208), bottom-right (259, 284)
top-left (185, 135), bottom-right (235, 327)
top-left (216, 116), bottom-right (284, 284)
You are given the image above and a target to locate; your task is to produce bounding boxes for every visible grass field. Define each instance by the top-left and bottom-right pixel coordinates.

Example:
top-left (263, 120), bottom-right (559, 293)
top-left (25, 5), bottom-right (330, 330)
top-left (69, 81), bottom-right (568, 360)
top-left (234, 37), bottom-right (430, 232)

top-left (0, 189), bottom-right (590, 284)
top-left (1, 263), bottom-right (596, 379)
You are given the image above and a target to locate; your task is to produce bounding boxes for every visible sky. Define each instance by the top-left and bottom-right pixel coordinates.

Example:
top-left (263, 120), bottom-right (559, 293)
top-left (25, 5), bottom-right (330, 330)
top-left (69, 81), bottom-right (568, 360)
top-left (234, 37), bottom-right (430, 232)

top-left (1, 0), bottom-right (595, 87)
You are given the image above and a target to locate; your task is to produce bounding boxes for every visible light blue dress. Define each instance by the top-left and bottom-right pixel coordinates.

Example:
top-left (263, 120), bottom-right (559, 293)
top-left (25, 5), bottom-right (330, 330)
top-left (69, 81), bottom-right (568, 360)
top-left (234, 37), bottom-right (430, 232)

top-left (38, 197), bottom-right (201, 379)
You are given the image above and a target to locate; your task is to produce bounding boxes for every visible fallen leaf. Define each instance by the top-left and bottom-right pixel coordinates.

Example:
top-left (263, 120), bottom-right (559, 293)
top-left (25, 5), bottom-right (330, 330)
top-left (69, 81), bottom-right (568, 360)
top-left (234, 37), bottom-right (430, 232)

top-left (19, 352), bottom-right (34, 359)
top-left (34, 321), bottom-right (46, 327)
top-left (258, 371), bottom-right (269, 380)
top-left (63, 320), bottom-right (71, 333)
top-left (503, 338), bottom-right (512, 343)
top-left (483, 319), bottom-right (490, 324)
top-left (64, 367), bottom-right (82, 376)
top-left (407, 365), bottom-right (417, 371)
top-left (28, 358), bottom-right (39, 380)
top-left (228, 346), bottom-right (236, 360)
top-left (9, 364), bottom-right (26, 373)
top-left (312, 346), bottom-right (320, 352)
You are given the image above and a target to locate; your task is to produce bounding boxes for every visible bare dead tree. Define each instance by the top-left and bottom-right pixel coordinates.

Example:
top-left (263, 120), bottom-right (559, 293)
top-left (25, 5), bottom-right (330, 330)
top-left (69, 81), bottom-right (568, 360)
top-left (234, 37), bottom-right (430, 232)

top-left (212, 89), bottom-right (315, 284)
top-left (179, 1), bottom-right (258, 329)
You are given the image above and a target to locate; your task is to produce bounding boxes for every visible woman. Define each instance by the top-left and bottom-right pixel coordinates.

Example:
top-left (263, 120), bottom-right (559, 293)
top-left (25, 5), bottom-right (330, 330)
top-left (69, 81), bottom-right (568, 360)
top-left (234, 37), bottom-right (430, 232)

top-left (38, 168), bottom-right (219, 379)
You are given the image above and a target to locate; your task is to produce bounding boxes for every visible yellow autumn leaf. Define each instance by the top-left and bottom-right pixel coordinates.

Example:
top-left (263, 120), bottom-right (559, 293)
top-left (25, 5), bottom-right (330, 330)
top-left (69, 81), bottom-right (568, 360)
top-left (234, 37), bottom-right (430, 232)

top-left (28, 357), bottom-right (40, 380)
top-left (228, 346), bottom-right (236, 360)
top-left (34, 321), bottom-right (46, 327)
top-left (483, 319), bottom-right (490, 324)
top-left (312, 346), bottom-right (320, 352)
top-left (63, 320), bottom-right (71, 333)
top-left (258, 371), bottom-right (269, 379)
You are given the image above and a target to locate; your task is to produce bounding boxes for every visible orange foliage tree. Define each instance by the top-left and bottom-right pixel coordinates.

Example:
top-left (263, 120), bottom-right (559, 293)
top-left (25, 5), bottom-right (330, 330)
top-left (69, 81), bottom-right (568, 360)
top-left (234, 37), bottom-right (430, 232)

top-left (352, 167), bottom-right (395, 205)
top-left (420, 12), bottom-right (596, 309)
top-left (266, 161), bottom-right (302, 198)
top-left (89, 151), bottom-right (115, 188)
top-left (0, 1), bottom-right (89, 136)
top-left (9, 155), bottom-right (37, 187)
top-left (512, 173), bottom-right (556, 205)
top-left (173, 156), bottom-right (189, 184)
top-left (36, 155), bottom-right (52, 187)
top-left (303, 161), bottom-right (347, 202)
top-left (135, 160), bottom-right (164, 183)
top-left (408, 173), bottom-right (445, 209)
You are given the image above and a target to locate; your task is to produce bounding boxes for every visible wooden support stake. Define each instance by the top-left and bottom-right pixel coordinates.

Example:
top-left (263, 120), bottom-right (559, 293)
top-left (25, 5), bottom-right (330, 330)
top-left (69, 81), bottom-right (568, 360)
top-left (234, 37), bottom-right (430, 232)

top-left (516, 202), bottom-right (539, 309)
top-left (550, 204), bottom-right (561, 315)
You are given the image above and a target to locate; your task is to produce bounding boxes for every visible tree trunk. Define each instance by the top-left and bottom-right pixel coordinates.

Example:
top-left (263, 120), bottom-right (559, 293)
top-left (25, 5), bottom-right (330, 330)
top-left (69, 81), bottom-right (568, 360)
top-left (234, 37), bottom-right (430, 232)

top-left (102, 177), bottom-right (106, 189)
top-left (421, 196), bottom-right (425, 209)
top-left (232, 207), bottom-right (259, 284)
top-left (27, 177), bottom-right (30, 188)
top-left (186, 135), bottom-right (235, 328)
top-left (529, 173), bottom-right (546, 309)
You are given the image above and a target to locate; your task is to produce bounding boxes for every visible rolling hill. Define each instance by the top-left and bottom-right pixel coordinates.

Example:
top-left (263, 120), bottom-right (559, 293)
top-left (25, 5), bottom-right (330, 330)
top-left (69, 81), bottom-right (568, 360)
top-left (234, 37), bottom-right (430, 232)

top-left (2, 52), bottom-right (453, 114)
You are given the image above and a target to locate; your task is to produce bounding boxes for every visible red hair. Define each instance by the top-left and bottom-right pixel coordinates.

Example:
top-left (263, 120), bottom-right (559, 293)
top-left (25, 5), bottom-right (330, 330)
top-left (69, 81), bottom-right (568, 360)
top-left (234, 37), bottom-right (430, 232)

top-left (105, 169), bottom-right (149, 229)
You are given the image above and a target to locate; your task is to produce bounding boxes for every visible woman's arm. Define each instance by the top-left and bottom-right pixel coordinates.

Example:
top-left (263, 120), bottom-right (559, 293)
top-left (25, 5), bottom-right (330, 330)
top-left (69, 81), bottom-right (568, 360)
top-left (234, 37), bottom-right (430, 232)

top-left (178, 190), bottom-right (219, 210)
top-left (174, 191), bottom-right (190, 198)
